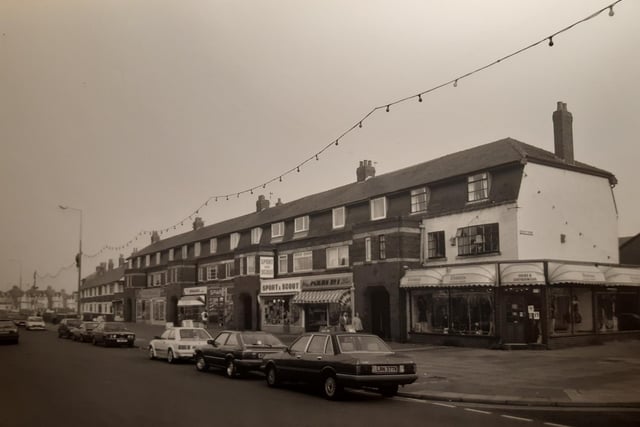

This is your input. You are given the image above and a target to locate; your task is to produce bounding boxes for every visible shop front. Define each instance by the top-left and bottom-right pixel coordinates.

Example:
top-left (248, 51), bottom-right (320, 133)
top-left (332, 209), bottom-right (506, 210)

top-left (259, 278), bottom-right (303, 335)
top-left (207, 285), bottom-right (233, 328)
top-left (136, 288), bottom-right (166, 325)
top-left (402, 264), bottom-right (497, 347)
top-left (178, 286), bottom-right (207, 327)
top-left (291, 273), bottom-right (353, 333)
top-left (112, 299), bottom-right (124, 321)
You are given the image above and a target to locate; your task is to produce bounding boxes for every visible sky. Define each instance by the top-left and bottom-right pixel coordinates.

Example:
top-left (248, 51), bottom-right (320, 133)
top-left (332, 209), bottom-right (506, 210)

top-left (1, 0), bottom-right (639, 294)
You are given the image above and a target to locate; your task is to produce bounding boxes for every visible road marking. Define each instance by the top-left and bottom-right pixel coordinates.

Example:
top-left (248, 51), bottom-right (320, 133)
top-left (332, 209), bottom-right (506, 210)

top-left (501, 415), bottom-right (533, 422)
top-left (395, 397), bottom-right (426, 404)
top-left (544, 423), bottom-right (573, 427)
top-left (430, 402), bottom-right (457, 408)
top-left (464, 408), bottom-right (491, 415)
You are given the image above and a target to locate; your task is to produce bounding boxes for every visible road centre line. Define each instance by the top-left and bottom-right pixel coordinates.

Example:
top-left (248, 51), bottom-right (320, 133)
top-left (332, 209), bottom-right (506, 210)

top-left (395, 397), bottom-right (427, 404)
top-left (464, 408), bottom-right (491, 414)
top-left (501, 415), bottom-right (533, 422)
top-left (430, 402), bottom-right (457, 408)
top-left (543, 423), bottom-right (573, 427)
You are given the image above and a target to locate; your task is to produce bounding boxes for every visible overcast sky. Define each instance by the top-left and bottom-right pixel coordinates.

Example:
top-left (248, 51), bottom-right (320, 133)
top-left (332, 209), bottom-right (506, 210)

top-left (1, 0), bottom-right (638, 293)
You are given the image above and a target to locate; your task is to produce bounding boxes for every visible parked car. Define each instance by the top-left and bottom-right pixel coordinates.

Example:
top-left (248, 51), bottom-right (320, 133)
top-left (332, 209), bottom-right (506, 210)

top-left (261, 332), bottom-right (418, 400)
top-left (617, 313), bottom-right (640, 331)
top-left (194, 330), bottom-right (287, 377)
top-left (13, 315), bottom-right (27, 328)
top-left (57, 318), bottom-right (83, 338)
top-left (25, 316), bottom-right (46, 331)
top-left (91, 322), bottom-right (135, 347)
top-left (149, 327), bottom-right (212, 363)
top-left (0, 319), bottom-right (19, 344)
top-left (71, 321), bottom-right (100, 342)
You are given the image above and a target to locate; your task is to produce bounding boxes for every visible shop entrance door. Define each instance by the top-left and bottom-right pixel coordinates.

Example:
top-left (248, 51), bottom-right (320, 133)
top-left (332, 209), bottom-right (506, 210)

top-left (369, 287), bottom-right (390, 339)
top-left (504, 294), bottom-right (526, 343)
top-left (503, 289), bottom-right (543, 344)
top-left (240, 293), bottom-right (253, 330)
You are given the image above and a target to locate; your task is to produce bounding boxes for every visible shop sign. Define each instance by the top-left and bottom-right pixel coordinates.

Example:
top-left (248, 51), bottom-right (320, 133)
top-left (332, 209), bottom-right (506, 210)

top-left (138, 288), bottom-right (164, 299)
top-left (261, 279), bottom-right (301, 294)
top-left (500, 263), bottom-right (545, 286)
top-left (184, 286), bottom-right (207, 296)
top-left (301, 273), bottom-right (353, 288)
top-left (260, 256), bottom-right (274, 279)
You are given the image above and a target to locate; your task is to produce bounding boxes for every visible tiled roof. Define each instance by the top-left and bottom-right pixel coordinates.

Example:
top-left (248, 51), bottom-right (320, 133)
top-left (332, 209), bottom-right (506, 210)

top-left (134, 138), bottom-right (616, 257)
top-left (82, 265), bottom-right (125, 288)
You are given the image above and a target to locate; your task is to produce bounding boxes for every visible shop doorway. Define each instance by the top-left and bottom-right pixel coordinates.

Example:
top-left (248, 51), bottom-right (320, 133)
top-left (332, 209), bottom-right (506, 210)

top-left (369, 287), bottom-right (390, 339)
top-left (239, 293), bottom-right (253, 330)
top-left (125, 298), bottom-right (133, 322)
top-left (169, 296), bottom-right (178, 325)
top-left (503, 288), bottom-right (542, 344)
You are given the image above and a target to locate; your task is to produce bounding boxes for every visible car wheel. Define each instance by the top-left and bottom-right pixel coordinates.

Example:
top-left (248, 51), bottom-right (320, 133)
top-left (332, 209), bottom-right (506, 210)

top-left (266, 365), bottom-right (280, 388)
top-left (148, 346), bottom-right (156, 360)
top-left (380, 385), bottom-right (399, 398)
top-left (195, 354), bottom-right (208, 372)
top-left (167, 349), bottom-right (176, 364)
top-left (225, 359), bottom-right (237, 378)
top-left (322, 375), bottom-right (343, 400)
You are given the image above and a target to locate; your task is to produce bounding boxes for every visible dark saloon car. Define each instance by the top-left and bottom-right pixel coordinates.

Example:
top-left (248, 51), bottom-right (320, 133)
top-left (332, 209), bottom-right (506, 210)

top-left (91, 322), bottom-right (135, 347)
top-left (57, 318), bottom-right (82, 338)
top-left (71, 322), bottom-right (100, 342)
top-left (194, 330), bottom-right (287, 378)
top-left (261, 332), bottom-right (418, 400)
top-left (0, 319), bottom-right (19, 344)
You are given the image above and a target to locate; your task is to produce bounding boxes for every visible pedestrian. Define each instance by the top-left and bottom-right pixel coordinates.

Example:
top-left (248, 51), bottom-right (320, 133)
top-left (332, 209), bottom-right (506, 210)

top-left (339, 311), bottom-right (350, 331)
top-left (352, 312), bottom-right (363, 332)
top-left (201, 310), bottom-right (208, 329)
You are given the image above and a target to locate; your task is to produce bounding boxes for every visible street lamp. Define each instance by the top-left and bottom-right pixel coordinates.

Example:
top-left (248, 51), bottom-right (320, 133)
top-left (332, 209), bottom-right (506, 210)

top-left (59, 205), bottom-right (82, 317)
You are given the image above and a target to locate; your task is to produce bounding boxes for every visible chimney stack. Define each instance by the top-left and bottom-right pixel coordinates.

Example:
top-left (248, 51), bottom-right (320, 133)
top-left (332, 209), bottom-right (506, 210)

top-left (552, 101), bottom-right (574, 164)
top-left (108, 259), bottom-right (114, 270)
top-left (256, 195), bottom-right (270, 212)
top-left (275, 198), bottom-right (283, 207)
top-left (118, 254), bottom-right (125, 266)
top-left (192, 217), bottom-right (204, 230)
top-left (151, 230), bottom-right (160, 244)
top-left (356, 160), bottom-right (376, 182)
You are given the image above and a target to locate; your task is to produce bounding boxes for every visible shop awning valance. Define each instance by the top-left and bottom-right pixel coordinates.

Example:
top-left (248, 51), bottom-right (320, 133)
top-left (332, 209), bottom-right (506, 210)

top-left (600, 266), bottom-right (640, 286)
top-left (500, 263), bottom-right (546, 286)
top-left (400, 268), bottom-right (446, 288)
top-left (177, 295), bottom-right (205, 307)
top-left (441, 264), bottom-right (496, 287)
top-left (292, 289), bottom-right (351, 305)
top-left (548, 262), bottom-right (606, 285)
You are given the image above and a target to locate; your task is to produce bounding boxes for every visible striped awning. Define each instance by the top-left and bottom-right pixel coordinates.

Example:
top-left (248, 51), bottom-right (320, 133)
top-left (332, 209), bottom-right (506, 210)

top-left (292, 289), bottom-right (351, 305)
top-left (177, 295), bottom-right (205, 307)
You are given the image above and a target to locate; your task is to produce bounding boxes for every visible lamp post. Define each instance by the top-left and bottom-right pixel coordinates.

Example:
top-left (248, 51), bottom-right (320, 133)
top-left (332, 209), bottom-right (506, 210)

top-left (59, 205), bottom-right (82, 316)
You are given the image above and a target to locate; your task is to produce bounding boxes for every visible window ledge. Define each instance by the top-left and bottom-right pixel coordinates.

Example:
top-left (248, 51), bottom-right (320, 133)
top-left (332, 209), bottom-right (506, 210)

top-left (456, 252), bottom-right (501, 259)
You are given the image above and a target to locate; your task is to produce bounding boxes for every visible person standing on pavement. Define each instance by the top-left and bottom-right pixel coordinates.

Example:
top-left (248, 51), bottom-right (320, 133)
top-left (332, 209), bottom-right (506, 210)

top-left (339, 311), bottom-right (350, 331)
top-left (352, 312), bottom-right (363, 332)
top-left (200, 310), bottom-right (208, 329)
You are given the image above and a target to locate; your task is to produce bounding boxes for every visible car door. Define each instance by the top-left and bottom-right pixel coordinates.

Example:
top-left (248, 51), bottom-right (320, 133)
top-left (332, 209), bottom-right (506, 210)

top-left (301, 334), bottom-right (329, 382)
top-left (279, 335), bottom-right (312, 380)
top-left (154, 329), bottom-right (172, 356)
top-left (206, 332), bottom-right (230, 367)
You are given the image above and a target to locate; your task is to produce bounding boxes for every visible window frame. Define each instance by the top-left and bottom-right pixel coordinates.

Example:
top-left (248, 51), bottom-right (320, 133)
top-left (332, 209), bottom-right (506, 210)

top-left (326, 246), bottom-right (349, 269)
top-left (410, 187), bottom-right (429, 213)
top-left (271, 222), bottom-right (284, 238)
top-left (207, 265), bottom-right (218, 281)
top-left (293, 251), bottom-right (313, 273)
top-left (246, 256), bottom-right (256, 275)
top-left (427, 231), bottom-right (446, 259)
top-left (332, 207), bottom-right (346, 229)
top-left (365, 237), bottom-right (372, 262)
top-left (181, 245), bottom-right (188, 259)
top-left (210, 238), bottom-right (217, 254)
top-left (370, 197), bottom-right (387, 221)
top-left (456, 223), bottom-right (500, 256)
top-left (194, 242), bottom-right (201, 257)
top-left (379, 235), bottom-right (386, 260)
top-left (467, 172), bottom-right (490, 202)
top-left (230, 233), bottom-right (240, 250)
top-left (294, 216), bottom-right (310, 233)
top-left (278, 254), bottom-right (288, 274)
top-left (251, 227), bottom-right (263, 245)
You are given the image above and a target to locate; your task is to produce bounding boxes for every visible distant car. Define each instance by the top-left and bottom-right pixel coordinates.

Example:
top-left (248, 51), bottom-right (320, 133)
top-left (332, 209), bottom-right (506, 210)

top-left (71, 322), bottom-right (100, 342)
top-left (0, 319), bottom-right (19, 344)
top-left (194, 330), bottom-right (287, 377)
top-left (149, 327), bottom-right (212, 363)
top-left (25, 316), bottom-right (46, 331)
top-left (14, 316), bottom-right (27, 328)
top-left (58, 318), bottom-right (83, 338)
top-left (261, 332), bottom-right (418, 400)
top-left (91, 322), bottom-right (135, 347)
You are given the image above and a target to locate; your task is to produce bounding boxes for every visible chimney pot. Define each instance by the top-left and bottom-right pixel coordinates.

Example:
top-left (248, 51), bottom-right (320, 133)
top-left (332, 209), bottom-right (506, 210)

top-left (356, 159), bottom-right (376, 182)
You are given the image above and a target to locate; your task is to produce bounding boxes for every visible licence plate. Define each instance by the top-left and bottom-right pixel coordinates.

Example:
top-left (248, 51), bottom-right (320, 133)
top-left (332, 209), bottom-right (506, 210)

top-left (372, 365), bottom-right (398, 374)
top-left (117, 338), bottom-right (127, 343)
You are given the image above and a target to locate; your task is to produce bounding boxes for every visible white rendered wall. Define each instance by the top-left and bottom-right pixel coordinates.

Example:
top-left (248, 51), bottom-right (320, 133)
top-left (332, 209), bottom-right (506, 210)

top-left (516, 163), bottom-right (618, 263)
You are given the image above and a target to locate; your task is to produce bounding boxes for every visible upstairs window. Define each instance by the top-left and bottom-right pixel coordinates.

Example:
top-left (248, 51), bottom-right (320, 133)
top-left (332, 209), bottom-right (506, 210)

top-left (278, 255), bottom-right (288, 274)
top-left (169, 248), bottom-right (174, 262)
top-left (155, 252), bottom-right (161, 265)
top-left (370, 197), bottom-right (387, 221)
top-left (271, 222), bottom-right (284, 238)
top-left (293, 251), bottom-right (313, 272)
top-left (294, 216), bottom-right (309, 233)
top-left (230, 233), bottom-right (240, 250)
top-left (365, 237), bottom-right (372, 262)
top-left (379, 235), bottom-right (386, 260)
top-left (456, 223), bottom-right (500, 256)
top-left (332, 207), bottom-right (346, 229)
top-left (207, 266), bottom-right (218, 281)
top-left (411, 187), bottom-right (428, 213)
top-left (247, 256), bottom-right (256, 275)
top-left (427, 231), bottom-right (446, 259)
top-left (326, 246), bottom-right (349, 268)
top-left (145, 255), bottom-right (150, 267)
top-left (194, 242), bottom-right (201, 257)
top-left (251, 227), bottom-right (263, 244)
top-left (467, 172), bottom-right (490, 202)
top-left (225, 261), bottom-right (235, 278)
top-left (181, 245), bottom-right (188, 259)
top-left (210, 238), bottom-right (217, 254)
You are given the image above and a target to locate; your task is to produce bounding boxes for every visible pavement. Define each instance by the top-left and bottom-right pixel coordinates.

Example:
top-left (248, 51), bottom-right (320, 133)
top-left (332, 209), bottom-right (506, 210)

top-left (121, 321), bottom-right (640, 408)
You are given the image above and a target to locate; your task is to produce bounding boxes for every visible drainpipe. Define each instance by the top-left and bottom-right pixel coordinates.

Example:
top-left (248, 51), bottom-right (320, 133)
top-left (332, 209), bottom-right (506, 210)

top-left (419, 224), bottom-right (425, 265)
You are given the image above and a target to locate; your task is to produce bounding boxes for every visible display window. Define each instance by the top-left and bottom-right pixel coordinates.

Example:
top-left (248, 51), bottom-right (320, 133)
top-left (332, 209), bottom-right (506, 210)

top-left (152, 300), bottom-right (166, 322)
top-left (596, 291), bottom-right (639, 332)
top-left (263, 296), bottom-right (301, 327)
top-left (549, 287), bottom-right (593, 335)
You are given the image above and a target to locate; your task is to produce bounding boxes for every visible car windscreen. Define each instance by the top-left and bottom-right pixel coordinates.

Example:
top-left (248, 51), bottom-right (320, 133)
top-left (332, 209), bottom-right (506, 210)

top-left (28, 317), bottom-right (43, 322)
top-left (241, 333), bottom-right (284, 347)
top-left (336, 335), bottom-right (392, 353)
top-left (178, 329), bottom-right (211, 340)
top-left (83, 322), bottom-right (99, 329)
top-left (104, 324), bottom-right (130, 332)
top-left (0, 320), bottom-right (15, 328)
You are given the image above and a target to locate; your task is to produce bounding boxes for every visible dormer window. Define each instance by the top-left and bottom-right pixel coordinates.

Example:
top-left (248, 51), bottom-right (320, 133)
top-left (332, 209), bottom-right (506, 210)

top-left (251, 227), bottom-right (263, 244)
top-left (294, 216), bottom-right (309, 233)
top-left (155, 252), bottom-right (161, 265)
top-left (332, 207), bottom-right (345, 229)
top-left (194, 242), bottom-right (201, 257)
top-left (169, 248), bottom-right (174, 261)
top-left (145, 255), bottom-right (150, 267)
top-left (271, 222), bottom-right (284, 238)
top-left (210, 238), bottom-right (217, 254)
top-left (410, 187), bottom-right (428, 213)
top-left (230, 233), bottom-right (240, 250)
top-left (467, 172), bottom-right (490, 202)
top-left (370, 197), bottom-right (387, 221)
top-left (182, 245), bottom-right (188, 259)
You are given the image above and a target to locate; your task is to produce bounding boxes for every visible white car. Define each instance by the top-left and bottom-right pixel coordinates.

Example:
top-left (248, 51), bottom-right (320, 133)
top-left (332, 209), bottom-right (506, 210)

top-left (25, 316), bottom-right (46, 331)
top-left (148, 327), bottom-right (212, 364)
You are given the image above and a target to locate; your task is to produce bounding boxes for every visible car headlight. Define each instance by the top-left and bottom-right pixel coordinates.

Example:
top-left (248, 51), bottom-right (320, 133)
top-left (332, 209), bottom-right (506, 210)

top-left (128, 335), bottom-right (134, 339)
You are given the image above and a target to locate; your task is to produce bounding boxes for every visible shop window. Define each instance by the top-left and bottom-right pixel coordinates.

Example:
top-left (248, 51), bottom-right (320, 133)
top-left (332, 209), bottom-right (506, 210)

top-left (326, 246), bottom-right (349, 268)
top-left (427, 231), bottom-right (445, 259)
top-left (293, 251), bottom-right (312, 272)
top-left (332, 207), bottom-right (345, 229)
top-left (239, 257), bottom-right (244, 276)
top-left (251, 227), bottom-right (263, 244)
top-left (467, 172), bottom-right (490, 202)
top-left (596, 291), bottom-right (639, 332)
top-left (278, 255), bottom-right (288, 274)
top-left (294, 216), bottom-right (309, 233)
top-left (411, 187), bottom-right (428, 213)
top-left (263, 296), bottom-right (301, 326)
top-left (370, 197), bottom-right (386, 221)
top-left (410, 290), bottom-right (449, 334)
top-left (271, 222), bottom-right (284, 238)
top-left (456, 223), bottom-right (499, 256)
top-left (379, 235), bottom-right (386, 260)
top-left (549, 288), bottom-right (594, 335)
